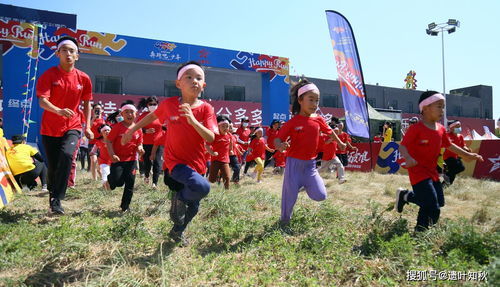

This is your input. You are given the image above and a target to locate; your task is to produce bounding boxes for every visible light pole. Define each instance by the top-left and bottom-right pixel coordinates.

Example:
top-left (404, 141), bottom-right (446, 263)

top-left (426, 19), bottom-right (460, 127)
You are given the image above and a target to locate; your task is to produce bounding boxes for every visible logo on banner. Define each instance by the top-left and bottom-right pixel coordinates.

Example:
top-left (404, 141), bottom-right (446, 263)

top-left (230, 51), bottom-right (289, 82)
top-left (154, 41), bottom-right (177, 51)
top-left (376, 142), bottom-right (402, 174)
top-left (335, 52), bottom-right (365, 99)
top-left (1, 21), bottom-right (127, 59)
top-left (488, 156), bottom-right (500, 173)
top-left (0, 20), bottom-right (36, 56)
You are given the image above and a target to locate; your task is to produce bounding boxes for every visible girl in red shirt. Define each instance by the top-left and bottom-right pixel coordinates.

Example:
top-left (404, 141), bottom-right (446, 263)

top-left (395, 91), bottom-right (482, 232)
top-left (246, 128), bottom-right (274, 183)
top-left (264, 120), bottom-right (280, 168)
top-left (122, 61), bottom-right (218, 245)
top-left (275, 79), bottom-right (346, 226)
top-left (443, 120), bottom-right (469, 186)
top-left (94, 124), bottom-right (112, 189)
top-left (105, 104), bottom-right (144, 212)
top-left (206, 116), bottom-right (233, 189)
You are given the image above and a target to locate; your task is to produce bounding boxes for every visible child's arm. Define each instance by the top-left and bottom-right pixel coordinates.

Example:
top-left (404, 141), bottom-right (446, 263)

top-left (150, 145), bottom-right (159, 161)
top-left (346, 140), bottom-right (358, 151)
top-left (265, 144), bottom-right (274, 153)
top-left (328, 132), bottom-right (347, 150)
top-left (398, 144), bottom-right (417, 167)
top-left (179, 103), bottom-right (215, 143)
top-left (205, 143), bottom-right (218, 156)
top-left (274, 138), bottom-right (290, 152)
top-left (447, 143), bottom-right (483, 162)
top-left (105, 139), bottom-right (120, 163)
top-left (137, 144), bottom-right (145, 157)
top-left (121, 112), bottom-right (158, 144)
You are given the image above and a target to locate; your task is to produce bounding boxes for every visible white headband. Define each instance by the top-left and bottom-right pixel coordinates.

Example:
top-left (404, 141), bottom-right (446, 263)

top-left (255, 128), bottom-right (263, 134)
top-left (298, 83), bottom-right (320, 97)
top-left (57, 39), bottom-right (78, 51)
top-left (177, 64), bottom-right (205, 80)
top-left (100, 126), bottom-right (111, 133)
top-left (449, 121), bottom-right (461, 129)
top-left (419, 93), bottom-right (445, 112)
top-left (120, 104), bottom-right (137, 112)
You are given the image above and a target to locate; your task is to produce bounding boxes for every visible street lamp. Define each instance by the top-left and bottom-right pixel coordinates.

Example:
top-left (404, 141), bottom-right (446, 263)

top-left (426, 19), bottom-right (460, 127)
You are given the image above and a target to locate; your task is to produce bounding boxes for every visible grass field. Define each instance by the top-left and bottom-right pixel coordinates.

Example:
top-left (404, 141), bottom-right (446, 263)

top-left (0, 168), bottom-right (498, 286)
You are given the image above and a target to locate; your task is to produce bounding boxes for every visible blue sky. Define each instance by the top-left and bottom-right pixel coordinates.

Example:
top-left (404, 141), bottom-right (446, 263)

top-left (3, 0), bottom-right (498, 120)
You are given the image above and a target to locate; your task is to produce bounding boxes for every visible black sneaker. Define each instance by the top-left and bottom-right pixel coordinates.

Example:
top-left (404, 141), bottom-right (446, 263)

top-left (170, 192), bottom-right (186, 226)
top-left (50, 198), bottom-right (65, 215)
top-left (169, 227), bottom-right (189, 246)
top-left (395, 188), bottom-right (408, 213)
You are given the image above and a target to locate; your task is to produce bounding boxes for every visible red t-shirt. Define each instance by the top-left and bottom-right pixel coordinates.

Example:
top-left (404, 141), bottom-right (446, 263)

top-left (95, 139), bottom-right (112, 165)
top-left (236, 127), bottom-right (251, 149)
top-left (401, 122), bottom-right (451, 185)
top-left (443, 132), bottom-right (465, 160)
top-left (321, 134), bottom-right (338, 161)
top-left (89, 118), bottom-right (105, 144)
top-left (336, 132), bottom-right (352, 155)
top-left (265, 127), bottom-right (279, 149)
top-left (273, 150), bottom-right (286, 167)
top-left (107, 122), bottom-right (143, 162)
top-left (210, 132), bottom-right (232, 163)
top-left (277, 114), bottom-right (332, 160)
top-left (247, 137), bottom-right (267, 162)
top-left (154, 130), bottom-right (167, 147)
top-left (137, 112), bottom-right (163, 145)
top-left (154, 97), bottom-right (218, 174)
top-left (37, 66), bottom-right (93, 137)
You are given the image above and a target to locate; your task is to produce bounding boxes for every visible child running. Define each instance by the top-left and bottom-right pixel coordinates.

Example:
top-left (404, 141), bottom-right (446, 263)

top-left (246, 128), bottom-right (274, 183)
top-left (395, 91), bottom-right (482, 232)
top-left (442, 120), bottom-right (469, 186)
top-left (121, 61), bottom-right (218, 245)
top-left (275, 79), bottom-right (346, 227)
top-left (318, 124), bottom-right (346, 184)
top-left (105, 104), bottom-right (144, 212)
top-left (94, 124), bottom-right (112, 189)
top-left (206, 115), bottom-right (233, 189)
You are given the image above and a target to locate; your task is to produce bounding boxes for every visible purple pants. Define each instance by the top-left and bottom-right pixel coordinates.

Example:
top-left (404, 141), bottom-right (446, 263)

top-left (281, 157), bottom-right (327, 222)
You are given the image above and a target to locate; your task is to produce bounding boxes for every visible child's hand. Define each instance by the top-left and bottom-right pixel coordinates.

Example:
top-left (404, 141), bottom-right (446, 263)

top-left (137, 147), bottom-right (145, 157)
top-left (112, 155), bottom-right (120, 163)
top-left (213, 152), bottom-right (219, 156)
top-left (150, 154), bottom-right (155, 161)
top-left (179, 103), bottom-right (196, 125)
top-left (352, 146), bottom-right (358, 151)
top-left (405, 156), bottom-right (418, 168)
top-left (464, 152), bottom-right (483, 162)
top-left (121, 130), bottom-right (133, 145)
top-left (338, 142), bottom-right (347, 150)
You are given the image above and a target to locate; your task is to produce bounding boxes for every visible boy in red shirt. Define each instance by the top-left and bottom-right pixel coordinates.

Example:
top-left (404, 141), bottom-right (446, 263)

top-left (89, 103), bottom-right (105, 179)
top-left (318, 125), bottom-right (346, 184)
top-left (229, 123), bottom-right (243, 184)
top-left (395, 91), bottom-right (482, 232)
top-left (37, 36), bottom-right (93, 214)
top-left (206, 115), bottom-right (233, 189)
top-left (122, 61), bottom-right (218, 245)
top-left (105, 104), bottom-right (144, 212)
top-left (335, 121), bottom-right (358, 167)
top-left (264, 119), bottom-right (280, 167)
top-left (443, 120), bottom-right (469, 186)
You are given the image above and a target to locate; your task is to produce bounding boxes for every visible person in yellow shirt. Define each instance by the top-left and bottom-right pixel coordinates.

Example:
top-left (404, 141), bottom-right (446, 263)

top-left (383, 121), bottom-right (393, 142)
top-left (6, 135), bottom-right (48, 191)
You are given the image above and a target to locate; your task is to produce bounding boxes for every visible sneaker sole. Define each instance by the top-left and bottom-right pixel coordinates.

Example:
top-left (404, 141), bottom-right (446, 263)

top-left (395, 188), bottom-right (406, 213)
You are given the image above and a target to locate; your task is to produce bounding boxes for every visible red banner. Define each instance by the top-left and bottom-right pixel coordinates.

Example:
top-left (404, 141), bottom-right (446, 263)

top-left (473, 140), bottom-right (500, 181)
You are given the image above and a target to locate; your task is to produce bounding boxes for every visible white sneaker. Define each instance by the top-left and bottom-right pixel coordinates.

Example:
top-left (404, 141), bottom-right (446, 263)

top-left (339, 178), bottom-right (346, 184)
top-left (41, 185), bottom-right (48, 192)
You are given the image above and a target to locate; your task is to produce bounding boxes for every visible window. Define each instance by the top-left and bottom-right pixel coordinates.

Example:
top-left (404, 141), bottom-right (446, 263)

top-left (473, 108), bottom-right (479, 118)
top-left (322, 94), bottom-right (338, 108)
top-left (407, 102), bottom-right (413, 113)
top-left (453, 105), bottom-right (462, 117)
top-left (367, 97), bottom-right (376, 107)
top-left (390, 100), bottom-right (398, 109)
top-left (224, 85), bottom-right (245, 101)
top-left (164, 80), bottom-right (180, 98)
top-left (95, 75), bottom-right (122, 94)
